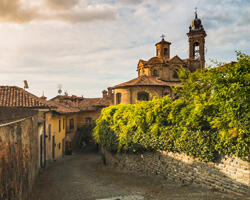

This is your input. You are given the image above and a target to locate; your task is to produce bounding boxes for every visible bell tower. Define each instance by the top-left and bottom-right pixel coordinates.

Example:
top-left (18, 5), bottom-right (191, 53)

top-left (187, 9), bottom-right (206, 68)
top-left (155, 34), bottom-right (171, 59)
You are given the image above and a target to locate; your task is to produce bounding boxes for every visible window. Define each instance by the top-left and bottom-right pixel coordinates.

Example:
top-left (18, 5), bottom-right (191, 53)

top-left (85, 117), bottom-right (92, 124)
top-left (59, 119), bottom-right (61, 132)
top-left (116, 93), bottom-right (122, 104)
top-left (48, 124), bottom-right (51, 141)
top-left (173, 69), bottom-right (179, 79)
top-left (58, 143), bottom-right (61, 149)
top-left (63, 119), bottom-right (65, 129)
top-left (69, 119), bottom-right (74, 129)
top-left (137, 92), bottom-right (149, 101)
top-left (193, 42), bottom-right (200, 58)
top-left (157, 49), bottom-right (160, 56)
top-left (152, 69), bottom-right (158, 77)
top-left (164, 48), bottom-right (168, 56)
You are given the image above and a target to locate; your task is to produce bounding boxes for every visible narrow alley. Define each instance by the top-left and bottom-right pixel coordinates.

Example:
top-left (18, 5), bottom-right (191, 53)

top-left (31, 147), bottom-right (243, 200)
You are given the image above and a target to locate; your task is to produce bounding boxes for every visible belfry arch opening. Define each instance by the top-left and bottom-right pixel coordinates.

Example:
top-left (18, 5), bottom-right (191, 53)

top-left (193, 42), bottom-right (200, 59)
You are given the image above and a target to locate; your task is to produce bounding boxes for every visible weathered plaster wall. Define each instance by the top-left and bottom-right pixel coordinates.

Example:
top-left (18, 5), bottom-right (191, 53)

top-left (103, 149), bottom-right (250, 197)
top-left (0, 115), bottom-right (39, 200)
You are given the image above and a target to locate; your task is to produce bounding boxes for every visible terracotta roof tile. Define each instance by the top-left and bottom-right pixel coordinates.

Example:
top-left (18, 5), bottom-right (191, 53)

top-left (78, 98), bottom-right (103, 111)
top-left (49, 95), bottom-right (111, 113)
top-left (112, 76), bottom-right (181, 89)
top-left (0, 86), bottom-right (54, 109)
top-left (47, 101), bottom-right (80, 114)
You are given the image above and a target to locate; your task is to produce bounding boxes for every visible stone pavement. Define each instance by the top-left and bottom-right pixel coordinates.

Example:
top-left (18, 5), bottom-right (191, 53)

top-left (31, 148), bottom-right (245, 200)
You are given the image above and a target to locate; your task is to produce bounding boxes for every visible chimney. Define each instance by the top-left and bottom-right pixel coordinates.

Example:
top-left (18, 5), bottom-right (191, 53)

top-left (102, 90), bottom-right (108, 98)
top-left (41, 96), bottom-right (47, 100)
top-left (107, 87), bottom-right (113, 97)
top-left (24, 80), bottom-right (29, 89)
top-left (40, 93), bottom-right (47, 101)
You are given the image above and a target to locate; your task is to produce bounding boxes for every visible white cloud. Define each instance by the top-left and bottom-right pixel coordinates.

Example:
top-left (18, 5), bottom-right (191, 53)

top-left (0, 0), bottom-right (117, 23)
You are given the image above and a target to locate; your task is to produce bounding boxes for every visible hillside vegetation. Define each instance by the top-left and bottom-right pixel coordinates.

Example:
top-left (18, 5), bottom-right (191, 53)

top-left (93, 52), bottom-right (250, 162)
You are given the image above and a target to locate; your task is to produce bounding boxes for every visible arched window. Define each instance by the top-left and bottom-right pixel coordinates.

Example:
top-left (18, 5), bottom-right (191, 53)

top-left (164, 48), bottom-right (168, 56)
top-left (116, 93), bottom-right (121, 104)
top-left (193, 42), bottom-right (200, 58)
top-left (137, 92), bottom-right (149, 101)
top-left (173, 69), bottom-right (179, 79)
top-left (152, 69), bottom-right (158, 76)
top-left (157, 49), bottom-right (160, 56)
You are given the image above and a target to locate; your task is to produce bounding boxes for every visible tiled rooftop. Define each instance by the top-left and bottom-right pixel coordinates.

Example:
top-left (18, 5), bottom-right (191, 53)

top-left (0, 86), bottom-right (54, 109)
top-left (49, 95), bottom-right (110, 113)
top-left (112, 75), bottom-right (181, 89)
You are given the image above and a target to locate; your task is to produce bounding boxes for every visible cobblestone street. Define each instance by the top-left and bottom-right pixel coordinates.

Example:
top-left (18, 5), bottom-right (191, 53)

top-left (31, 148), bottom-right (244, 200)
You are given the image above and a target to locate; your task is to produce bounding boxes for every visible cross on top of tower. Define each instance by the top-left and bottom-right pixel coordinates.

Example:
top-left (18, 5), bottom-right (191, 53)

top-left (160, 34), bottom-right (166, 40)
top-left (194, 7), bottom-right (198, 18)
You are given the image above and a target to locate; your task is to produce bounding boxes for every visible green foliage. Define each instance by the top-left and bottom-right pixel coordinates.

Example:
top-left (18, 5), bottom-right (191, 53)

top-left (78, 123), bottom-right (96, 144)
top-left (93, 52), bottom-right (250, 161)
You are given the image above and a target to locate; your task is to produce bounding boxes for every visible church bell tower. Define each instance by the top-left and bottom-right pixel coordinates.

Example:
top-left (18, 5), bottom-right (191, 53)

top-left (155, 35), bottom-right (171, 59)
top-left (187, 10), bottom-right (206, 68)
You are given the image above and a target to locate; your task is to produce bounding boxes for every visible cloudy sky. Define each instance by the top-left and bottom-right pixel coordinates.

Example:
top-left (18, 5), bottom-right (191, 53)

top-left (0, 0), bottom-right (249, 98)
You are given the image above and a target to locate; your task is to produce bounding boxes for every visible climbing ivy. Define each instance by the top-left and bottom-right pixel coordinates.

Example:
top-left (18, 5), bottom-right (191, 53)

top-left (93, 52), bottom-right (250, 162)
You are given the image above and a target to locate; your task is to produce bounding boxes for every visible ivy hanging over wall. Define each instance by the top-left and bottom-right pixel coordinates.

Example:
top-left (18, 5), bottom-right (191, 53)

top-left (93, 52), bottom-right (250, 162)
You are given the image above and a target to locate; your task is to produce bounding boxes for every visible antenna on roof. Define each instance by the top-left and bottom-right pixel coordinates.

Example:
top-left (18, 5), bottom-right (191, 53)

top-left (24, 80), bottom-right (29, 90)
top-left (58, 84), bottom-right (62, 95)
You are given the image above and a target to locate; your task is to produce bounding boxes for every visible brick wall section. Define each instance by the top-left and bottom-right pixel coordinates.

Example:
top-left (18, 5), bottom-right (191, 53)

top-left (0, 115), bottom-right (39, 200)
top-left (103, 149), bottom-right (250, 197)
top-left (0, 107), bottom-right (38, 124)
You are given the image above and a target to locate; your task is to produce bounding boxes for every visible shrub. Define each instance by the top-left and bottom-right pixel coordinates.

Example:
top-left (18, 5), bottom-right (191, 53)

top-left (93, 52), bottom-right (250, 161)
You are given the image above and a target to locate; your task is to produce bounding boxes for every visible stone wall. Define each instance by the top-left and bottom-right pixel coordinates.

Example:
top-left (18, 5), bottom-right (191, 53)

top-left (103, 149), bottom-right (250, 197)
top-left (0, 114), bottom-right (39, 200)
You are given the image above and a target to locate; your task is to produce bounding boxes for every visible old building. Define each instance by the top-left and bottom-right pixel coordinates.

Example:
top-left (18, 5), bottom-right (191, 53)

top-left (113, 11), bottom-right (206, 105)
top-left (0, 86), bottom-right (74, 166)
top-left (0, 86), bottom-right (55, 168)
top-left (49, 91), bottom-right (112, 153)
